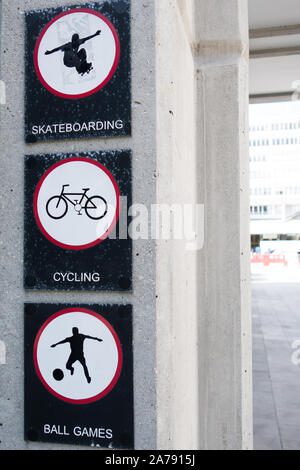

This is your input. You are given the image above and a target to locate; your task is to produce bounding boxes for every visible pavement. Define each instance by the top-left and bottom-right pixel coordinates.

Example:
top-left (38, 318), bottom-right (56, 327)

top-left (252, 270), bottom-right (300, 450)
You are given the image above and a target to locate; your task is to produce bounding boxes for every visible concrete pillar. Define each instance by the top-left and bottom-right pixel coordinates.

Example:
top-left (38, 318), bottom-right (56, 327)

top-left (0, 0), bottom-right (252, 450)
top-left (156, 0), bottom-right (252, 450)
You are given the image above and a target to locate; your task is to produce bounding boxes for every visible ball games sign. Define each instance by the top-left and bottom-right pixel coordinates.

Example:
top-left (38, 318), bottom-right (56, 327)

top-left (24, 303), bottom-right (134, 448)
top-left (25, 1), bottom-right (131, 142)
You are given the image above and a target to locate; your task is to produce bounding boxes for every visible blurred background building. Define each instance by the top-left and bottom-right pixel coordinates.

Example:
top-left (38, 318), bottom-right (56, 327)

top-left (249, 0), bottom-right (300, 450)
top-left (249, 101), bottom-right (300, 254)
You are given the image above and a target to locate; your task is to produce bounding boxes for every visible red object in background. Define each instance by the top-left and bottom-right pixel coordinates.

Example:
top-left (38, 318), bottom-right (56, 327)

top-left (251, 253), bottom-right (288, 266)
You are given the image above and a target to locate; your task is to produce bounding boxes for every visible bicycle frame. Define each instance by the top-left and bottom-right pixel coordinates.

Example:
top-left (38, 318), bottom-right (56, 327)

top-left (46, 184), bottom-right (108, 221)
top-left (58, 184), bottom-right (90, 207)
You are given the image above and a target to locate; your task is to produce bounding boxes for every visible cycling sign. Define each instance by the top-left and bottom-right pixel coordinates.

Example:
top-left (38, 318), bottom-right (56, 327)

top-left (24, 150), bottom-right (132, 292)
top-left (34, 157), bottom-right (120, 250)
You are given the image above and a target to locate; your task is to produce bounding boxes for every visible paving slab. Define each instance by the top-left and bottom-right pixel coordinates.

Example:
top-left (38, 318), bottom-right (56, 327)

top-left (252, 282), bottom-right (300, 450)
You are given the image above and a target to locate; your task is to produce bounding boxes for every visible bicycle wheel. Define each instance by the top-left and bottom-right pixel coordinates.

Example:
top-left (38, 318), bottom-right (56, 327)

top-left (85, 195), bottom-right (108, 220)
top-left (46, 196), bottom-right (68, 219)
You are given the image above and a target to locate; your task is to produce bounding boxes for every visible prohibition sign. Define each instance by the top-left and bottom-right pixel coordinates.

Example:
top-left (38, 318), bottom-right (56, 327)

top-left (33, 308), bottom-right (123, 404)
top-left (34, 8), bottom-right (120, 99)
top-left (33, 157), bottom-right (120, 250)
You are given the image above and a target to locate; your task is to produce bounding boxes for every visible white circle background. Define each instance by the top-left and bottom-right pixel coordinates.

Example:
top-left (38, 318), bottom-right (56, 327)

top-left (36, 160), bottom-right (118, 247)
top-left (37, 11), bottom-right (117, 96)
top-left (36, 311), bottom-right (120, 401)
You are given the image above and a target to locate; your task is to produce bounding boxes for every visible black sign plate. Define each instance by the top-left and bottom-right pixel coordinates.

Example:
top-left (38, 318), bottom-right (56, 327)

top-left (24, 150), bottom-right (132, 291)
top-left (25, 1), bottom-right (131, 143)
top-left (24, 303), bottom-right (134, 448)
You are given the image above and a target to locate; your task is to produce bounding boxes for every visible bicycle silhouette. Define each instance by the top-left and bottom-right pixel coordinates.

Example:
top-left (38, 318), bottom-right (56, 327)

top-left (46, 184), bottom-right (108, 220)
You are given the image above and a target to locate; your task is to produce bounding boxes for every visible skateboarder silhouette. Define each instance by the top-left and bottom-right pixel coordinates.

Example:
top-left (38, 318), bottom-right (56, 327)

top-left (51, 327), bottom-right (103, 383)
top-left (45, 30), bottom-right (101, 76)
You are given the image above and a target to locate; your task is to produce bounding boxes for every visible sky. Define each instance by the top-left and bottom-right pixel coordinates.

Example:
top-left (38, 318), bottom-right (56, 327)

top-left (249, 99), bottom-right (300, 124)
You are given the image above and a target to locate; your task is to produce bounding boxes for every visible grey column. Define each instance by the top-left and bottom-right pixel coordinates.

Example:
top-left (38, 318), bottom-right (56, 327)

top-left (0, 0), bottom-right (252, 450)
top-left (156, 0), bottom-right (252, 450)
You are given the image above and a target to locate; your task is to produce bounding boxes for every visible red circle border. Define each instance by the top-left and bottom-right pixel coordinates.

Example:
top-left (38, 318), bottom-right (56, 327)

top-left (34, 8), bottom-right (120, 99)
top-left (33, 157), bottom-right (120, 250)
top-left (33, 308), bottom-right (123, 405)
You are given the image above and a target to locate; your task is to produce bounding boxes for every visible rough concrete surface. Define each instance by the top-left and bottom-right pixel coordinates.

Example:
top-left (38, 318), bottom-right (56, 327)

top-left (0, 0), bottom-right (156, 450)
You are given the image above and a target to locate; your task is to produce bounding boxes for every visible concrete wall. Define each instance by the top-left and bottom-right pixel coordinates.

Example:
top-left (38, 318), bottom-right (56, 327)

top-left (0, 0), bottom-right (252, 450)
top-left (156, 0), bottom-right (252, 450)
top-left (156, 0), bottom-right (199, 450)
top-left (0, 0), bottom-right (157, 450)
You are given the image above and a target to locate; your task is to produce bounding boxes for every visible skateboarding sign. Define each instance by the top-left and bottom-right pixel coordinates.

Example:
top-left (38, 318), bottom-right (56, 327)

top-left (24, 303), bottom-right (134, 448)
top-left (25, 1), bottom-right (131, 142)
top-left (34, 8), bottom-right (120, 99)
